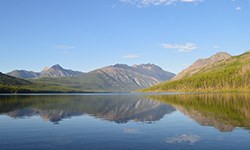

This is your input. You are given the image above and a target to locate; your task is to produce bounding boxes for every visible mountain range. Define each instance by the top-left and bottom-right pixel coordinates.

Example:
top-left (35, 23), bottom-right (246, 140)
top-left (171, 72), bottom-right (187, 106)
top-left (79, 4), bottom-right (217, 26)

top-left (33, 63), bottom-right (175, 92)
top-left (1, 63), bottom-right (175, 93)
top-left (142, 50), bottom-right (250, 92)
top-left (7, 64), bottom-right (84, 79)
top-left (2, 50), bottom-right (250, 93)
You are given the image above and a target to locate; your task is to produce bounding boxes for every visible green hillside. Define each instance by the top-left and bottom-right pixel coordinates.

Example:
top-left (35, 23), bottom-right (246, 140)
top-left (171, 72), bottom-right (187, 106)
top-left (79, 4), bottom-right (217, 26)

top-left (142, 51), bottom-right (250, 92)
top-left (0, 72), bottom-right (31, 86)
top-left (0, 72), bottom-right (33, 93)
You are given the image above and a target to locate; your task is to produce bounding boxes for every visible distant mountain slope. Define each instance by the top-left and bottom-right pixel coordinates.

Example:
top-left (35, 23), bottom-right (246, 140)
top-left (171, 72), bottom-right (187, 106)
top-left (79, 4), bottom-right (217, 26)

top-left (40, 64), bottom-right (84, 78)
top-left (7, 70), bottom-right (40, 79)
top-left (7, 64), bottom-right (84, 79)
top-left (114, 63), bottom-right (175, 81)
top-left (34, 64), bottom-right (175, 92)
top-left (142, 51), bottom-right (250, 92)
top-left (87, 65), bottom-right (160, 90)
top-left (172, 52), bottom-right (231, 80)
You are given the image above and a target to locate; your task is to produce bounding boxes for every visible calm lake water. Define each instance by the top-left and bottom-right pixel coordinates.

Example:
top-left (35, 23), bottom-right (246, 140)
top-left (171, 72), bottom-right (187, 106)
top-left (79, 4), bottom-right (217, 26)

top-left (0, 93), bottom-right (250, 150)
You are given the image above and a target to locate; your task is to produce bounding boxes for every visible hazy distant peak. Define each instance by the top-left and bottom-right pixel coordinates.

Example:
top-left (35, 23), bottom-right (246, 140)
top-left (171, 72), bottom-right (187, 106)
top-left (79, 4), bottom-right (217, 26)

top-left (51, 64), bottom-right (63, 69)
top-left (7, 64), bottom-right (84, 79)
top-left (11, 69), bottom-right (35, 73)
top-left (40, 64), bottom-right (84, 78)
top-left (7, 70), bottom-right (41, 79)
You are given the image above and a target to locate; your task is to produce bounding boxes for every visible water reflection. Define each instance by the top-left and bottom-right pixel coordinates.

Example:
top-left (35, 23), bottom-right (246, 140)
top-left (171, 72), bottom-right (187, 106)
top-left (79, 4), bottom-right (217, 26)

top-left (149, 93), bottom-right (250, 132)
top-left (0, 95), bottom-right (175, 124)
top-left (1, 93), bottom-right (250, 132)
top-left (165, 134), bottom-right (200, 145)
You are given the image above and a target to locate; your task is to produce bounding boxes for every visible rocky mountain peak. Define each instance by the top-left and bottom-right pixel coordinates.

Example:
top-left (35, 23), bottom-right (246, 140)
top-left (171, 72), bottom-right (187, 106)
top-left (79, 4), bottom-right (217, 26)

top-left (40, 64), bottom-right (84, 78)
top-left (50, 64), bottom-right (63, 70)
top-left (131, 64), bottom-right (175, 81)
top-left (113, 64), bottom-right (130, 69)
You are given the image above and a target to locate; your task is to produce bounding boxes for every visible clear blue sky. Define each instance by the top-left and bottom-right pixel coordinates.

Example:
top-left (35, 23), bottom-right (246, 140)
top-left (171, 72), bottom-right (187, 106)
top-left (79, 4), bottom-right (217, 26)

top-left (1, 0), bottom-right (250, 74)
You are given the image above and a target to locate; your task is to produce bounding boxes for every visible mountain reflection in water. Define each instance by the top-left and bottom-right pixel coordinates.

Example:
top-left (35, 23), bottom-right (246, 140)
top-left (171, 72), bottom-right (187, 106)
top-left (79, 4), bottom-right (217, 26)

top-left (0, 95), bottom-right (175, 124)
top-left (1, 93), bottom-right (250, 150)
top-left (1, 93), bottom-right (250, 132)
top-left (149, 93), bottom-right (250, 132)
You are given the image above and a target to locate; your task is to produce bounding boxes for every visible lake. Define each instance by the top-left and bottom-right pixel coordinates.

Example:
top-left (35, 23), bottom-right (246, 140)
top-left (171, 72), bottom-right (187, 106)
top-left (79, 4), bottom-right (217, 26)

top-left (0, 93), bottom-right (250, 150)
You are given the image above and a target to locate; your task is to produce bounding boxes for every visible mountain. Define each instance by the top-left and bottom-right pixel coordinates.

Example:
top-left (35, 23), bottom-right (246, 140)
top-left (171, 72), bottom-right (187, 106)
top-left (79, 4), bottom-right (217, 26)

top-left (172, 52), bottom-right (231, 80)
top-left (115, 63), bottom-right (175, 81)
top-left (142, 51), bottom-right (250, 92)
top-left (7, 70), bottom-right (40, 79)
top-left (40, 64), bottom-right (84, 78)
top-left (0, 72), bottom-right (33, 93)
top-left (0, 72), bottom-right (85, 93)
top-left (7, 64), bottom-right (84, 79)
top-left (86, 65), bottom-right (161, 90)
top-left (34, 64), bottom-right (175, 92)
top-left (3, 63), bottom-right (174, 92)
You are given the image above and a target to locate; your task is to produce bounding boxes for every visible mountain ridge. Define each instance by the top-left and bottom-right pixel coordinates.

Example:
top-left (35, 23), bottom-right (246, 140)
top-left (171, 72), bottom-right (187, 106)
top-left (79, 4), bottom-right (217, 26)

top-left (33, 63), bottom-right (175, 92)
top-left (2, 63), bottom-right (175, 93)
top-left (7, 64), bottom-right (85, 79)
top-left (6, 70), bottom-right (40, 79)
top-left (40, 64), bottom-right (84, 78)
top-left (142, 51), bottom-right (250, 92)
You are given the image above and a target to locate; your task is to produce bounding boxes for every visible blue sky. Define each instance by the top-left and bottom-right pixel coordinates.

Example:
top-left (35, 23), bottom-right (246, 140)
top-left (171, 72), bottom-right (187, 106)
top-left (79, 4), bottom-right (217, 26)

top-left (1, 0), bottom-right (250, 74)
